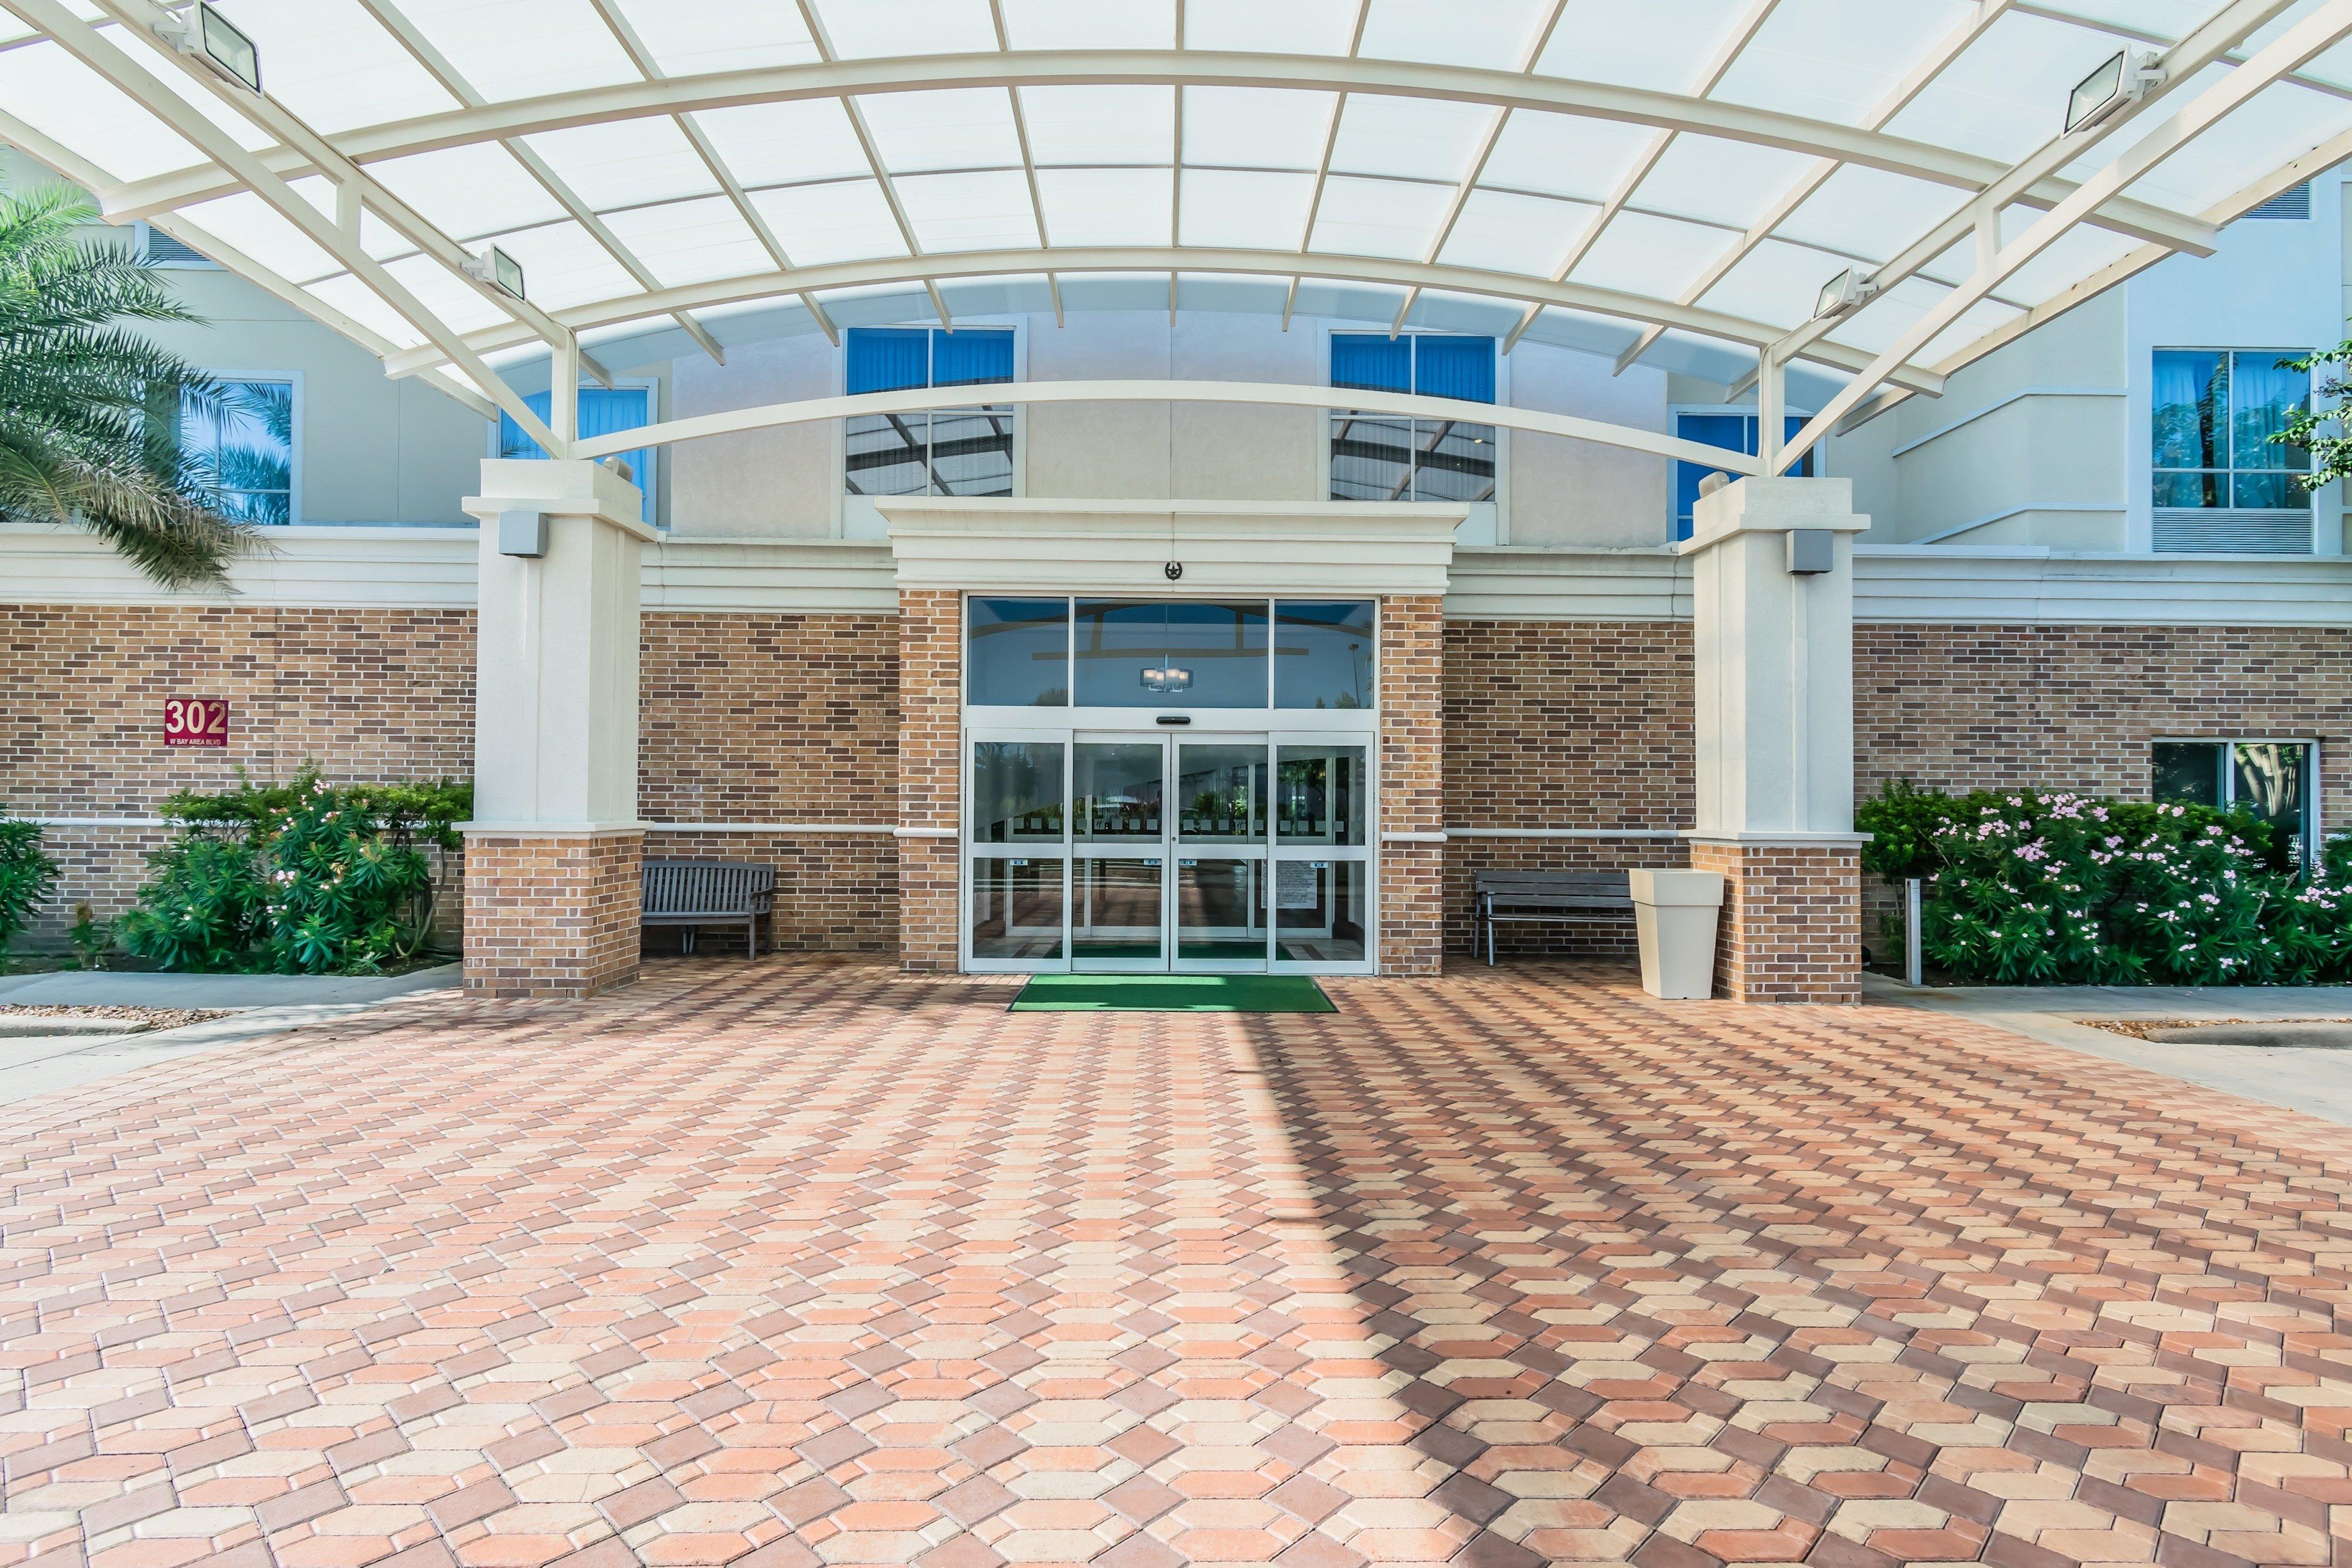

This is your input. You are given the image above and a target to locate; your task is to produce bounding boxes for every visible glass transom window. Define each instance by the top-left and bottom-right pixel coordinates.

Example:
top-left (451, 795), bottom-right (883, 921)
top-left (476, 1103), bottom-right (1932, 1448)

top-left (1329, 334), bottom-right (1495, 505)
top-left (966, 597), bottom-right (1377, 711)
top-left (846, 326), bottom-right (1014, 499)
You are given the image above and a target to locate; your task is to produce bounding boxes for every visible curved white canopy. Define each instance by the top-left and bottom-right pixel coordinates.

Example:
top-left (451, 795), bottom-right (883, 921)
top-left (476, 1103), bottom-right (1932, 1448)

top-left (3, 0), bottom-right (2349, 454)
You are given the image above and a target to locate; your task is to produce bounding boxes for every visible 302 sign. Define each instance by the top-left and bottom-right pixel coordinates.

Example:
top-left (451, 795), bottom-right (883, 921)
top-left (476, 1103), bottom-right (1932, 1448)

top-left (162, 697), bottom-right (229, 748)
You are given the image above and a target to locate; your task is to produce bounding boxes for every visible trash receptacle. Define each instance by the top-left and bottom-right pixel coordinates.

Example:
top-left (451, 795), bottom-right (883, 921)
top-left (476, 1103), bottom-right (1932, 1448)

top-left (1629, 869), bottom-right (1726, 1000)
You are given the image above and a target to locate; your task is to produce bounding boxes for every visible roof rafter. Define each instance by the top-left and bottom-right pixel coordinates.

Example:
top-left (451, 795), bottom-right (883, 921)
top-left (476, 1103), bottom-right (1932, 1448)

top-left (986, 0), bottom-right (1060, 327)
top-left (793, 0), bottom-right (954, 329)
top-left (8, 0), bottom-right (562, 453)
top-left (353, 0), bottom-right (726, 369)
top-left (583, 0), bottom-right (838, 346)
top-left (1502, 0), bottom-right (1783, 353)
top-left (1611, 0), bottom-right (2016, 377)
top-left (1775, 0), bottom-right (2352, 471)
top-left (1389, 0), bottom-right (1569, 336)
top-left (99, 52), bottom-right (2219, 257)
top-left (1285, 0), bottom-right (1372, 332)
top-left (370, 243), bottom-right (1949, 396)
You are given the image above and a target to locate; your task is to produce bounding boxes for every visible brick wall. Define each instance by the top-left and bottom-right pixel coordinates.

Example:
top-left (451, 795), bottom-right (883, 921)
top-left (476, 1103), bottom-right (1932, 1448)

top-left (462, 832), bottom-right (642, 997)
top-left (1378, 595), bottom-right (1445, 975)
top-left (1689, 840), bottom-right (1861, 1004)
top-left (897, 589), bottom-right (963, 971)
top-left (638, 611), bottom-right (900, 955)
top-left (2, 604), bottom-right (475, 947)
top-left (1441, 620), bottom-right (1693, 958)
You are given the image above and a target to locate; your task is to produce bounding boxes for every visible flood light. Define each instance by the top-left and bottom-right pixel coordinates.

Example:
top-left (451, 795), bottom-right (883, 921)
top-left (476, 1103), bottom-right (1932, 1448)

top-left (1813, 268), bottom-right (1879, 322)
top-left (463, 246), bottom-right (527, 300)
top-left (2066, 50), bottom-right (2164, 135)
top-left (156, 2), bottom-right (262, 93)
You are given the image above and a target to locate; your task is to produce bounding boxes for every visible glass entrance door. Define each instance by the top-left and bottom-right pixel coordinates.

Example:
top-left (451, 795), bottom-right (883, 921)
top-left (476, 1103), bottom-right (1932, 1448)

top-left (970, 729), bottom-right (1374, 975)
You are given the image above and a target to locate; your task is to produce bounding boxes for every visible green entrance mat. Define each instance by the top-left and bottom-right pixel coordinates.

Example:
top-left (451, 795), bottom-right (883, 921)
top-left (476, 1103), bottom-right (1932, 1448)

top-left (1010, 974), bottom-right (1337, 1012)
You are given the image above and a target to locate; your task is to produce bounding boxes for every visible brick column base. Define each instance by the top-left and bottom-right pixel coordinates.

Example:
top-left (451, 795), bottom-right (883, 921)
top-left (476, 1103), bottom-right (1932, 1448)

top-left (463, 832), bottom-right (644, 998)
top-left (1686, 841), bottom-right (1860, 1004)
top-left (1379, 841), bottom-right (1445, 976)
top-left (897, 834), bottom-right (958, 972)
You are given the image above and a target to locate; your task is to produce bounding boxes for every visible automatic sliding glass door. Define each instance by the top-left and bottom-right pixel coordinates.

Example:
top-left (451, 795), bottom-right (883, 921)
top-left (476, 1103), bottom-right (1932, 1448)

top-left (1073, 740), bottom-right (1165, 970)
top-left (1174, 741), bottom-right (1269, 972)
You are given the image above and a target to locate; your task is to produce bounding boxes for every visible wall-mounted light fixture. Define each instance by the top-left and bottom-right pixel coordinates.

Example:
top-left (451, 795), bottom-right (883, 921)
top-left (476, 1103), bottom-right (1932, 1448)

top-left (2066, 50), bottom-right (2165, 136)
top-left (153, 1), bottom-right (262, 93)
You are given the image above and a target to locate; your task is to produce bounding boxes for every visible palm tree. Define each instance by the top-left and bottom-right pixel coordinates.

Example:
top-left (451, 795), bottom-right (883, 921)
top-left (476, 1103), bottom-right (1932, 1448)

top-left (0, 183), bottom-right (255, 587)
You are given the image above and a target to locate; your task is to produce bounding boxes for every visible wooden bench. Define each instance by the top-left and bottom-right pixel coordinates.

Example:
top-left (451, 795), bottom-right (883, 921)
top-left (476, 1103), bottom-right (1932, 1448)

top-left (1473, 871), bottom-right (1635, 965)
top-left (642, 860), bottom-right (776, 957)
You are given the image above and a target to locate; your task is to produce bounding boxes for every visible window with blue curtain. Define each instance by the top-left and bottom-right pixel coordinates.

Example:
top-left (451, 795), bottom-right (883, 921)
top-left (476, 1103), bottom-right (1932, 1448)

top-left (2152, 349), bottom-right (2310, 510)
top-left (499, 387), bottom-right (654, 523)
top-left (844, 327), bottom-right (1016, 497)
top-left (1671, 413), bottom-right (1815, 540)
top-left (1329, 334), bottom-right (1496, 503)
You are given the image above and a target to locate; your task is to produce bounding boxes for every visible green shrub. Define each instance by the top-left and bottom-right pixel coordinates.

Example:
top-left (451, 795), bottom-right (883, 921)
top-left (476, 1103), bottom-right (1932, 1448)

top-left (0, 818), bottom-right (61, 958)
top-left (1859, 781), bottom-right (2347, 985)
top-left (116, 766), bottom-right (469, 975)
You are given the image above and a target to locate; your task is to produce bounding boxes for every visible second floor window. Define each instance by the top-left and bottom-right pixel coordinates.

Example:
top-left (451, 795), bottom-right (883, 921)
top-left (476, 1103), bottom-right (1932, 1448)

top-left (2153, 349), bottom-right (2310, 510)
top-left (1329, 333), bottom-right (1495, 504)
top-left (846, 327), bottom-right (1014, 498)
top-left (500, 386), bottom-right (654, 524)
top-left (1671, 413), bottom-right (1815, 541)
top-left (180, 377), bottom-right (293, 526)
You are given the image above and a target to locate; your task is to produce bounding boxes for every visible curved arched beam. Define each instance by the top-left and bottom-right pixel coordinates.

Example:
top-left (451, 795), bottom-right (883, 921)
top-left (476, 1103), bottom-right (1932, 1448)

top-left (571, 377), bottom-right (1766, 475)
top-left (379, 245), bottom-right (1949, 397)
top-left (103, 50), bottom-right (2213, 253)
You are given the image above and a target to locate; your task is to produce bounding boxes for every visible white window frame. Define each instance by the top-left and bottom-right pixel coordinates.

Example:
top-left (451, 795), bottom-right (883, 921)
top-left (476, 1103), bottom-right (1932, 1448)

top-left (484, 375), bottom-right (661, 527)
top-left (2151, 734), bottom-right (2322, 863)
top-left (836, 319), bottom-right (1028, 539)
top-left (1320, 326), bottom-right (1510, 543)
top-left (182, 368), bottom-right (302, 526)
top-left (2150, 346), bottom-right (2316, 517)
top-left (960, 593), bottom-right (1382, 977)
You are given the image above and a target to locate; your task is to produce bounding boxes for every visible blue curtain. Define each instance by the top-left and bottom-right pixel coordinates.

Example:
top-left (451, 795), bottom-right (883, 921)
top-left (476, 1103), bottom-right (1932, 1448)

top-left (1672, 413), bottom-right (1750, 541)
top-left (1331, 334), bottom-right (1411, 394)
top-left (498, 387), bottom-right (653, 521)
top-left (846, 327), bottom-right (930, 394)
top-left (2153, 350), bottom-right (2225, 471)
top-left (933, 329), bottom-right (1014, 388)
top-left (1412, 336), bottom-right (1495, 404)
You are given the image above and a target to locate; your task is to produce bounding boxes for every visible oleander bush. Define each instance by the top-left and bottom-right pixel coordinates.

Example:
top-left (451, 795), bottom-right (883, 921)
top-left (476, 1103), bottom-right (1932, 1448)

top-left (115, 766), bottom-right (469, 974)
top-left (1858, 781), bottom-right (2352, 985)
top-left (0, 818), bottom-right (61, 961)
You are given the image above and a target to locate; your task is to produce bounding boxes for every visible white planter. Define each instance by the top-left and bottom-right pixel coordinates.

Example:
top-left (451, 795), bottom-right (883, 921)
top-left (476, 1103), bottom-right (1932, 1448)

top-left (1629, 869), bottom-right (1726, 1000)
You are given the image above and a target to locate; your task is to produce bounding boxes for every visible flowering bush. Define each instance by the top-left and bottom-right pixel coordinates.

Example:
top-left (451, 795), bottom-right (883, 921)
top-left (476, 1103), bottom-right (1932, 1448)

top-left (1858, 782), bottom-right (2350, 985)
top-left (115, 767), bottom-right (468, 974)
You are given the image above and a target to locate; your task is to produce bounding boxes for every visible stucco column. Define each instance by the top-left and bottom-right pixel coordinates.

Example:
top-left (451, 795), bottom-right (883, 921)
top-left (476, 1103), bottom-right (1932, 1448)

top-left (1379, 594), bottom-right (1446, 976)
top-left (1680, 477), bottom-right (1869, 1002)
top-left (459, 460), bottom-right (652, 998)
top-left (896, 588), bottom-right (962, 971)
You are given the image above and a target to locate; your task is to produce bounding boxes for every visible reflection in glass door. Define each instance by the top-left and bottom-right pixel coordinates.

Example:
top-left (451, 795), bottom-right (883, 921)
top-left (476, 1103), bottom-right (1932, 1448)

top-left (1175, 742), bottom-right (1269, 971)
top-left (1074, 741), bottom-right (1165, 969)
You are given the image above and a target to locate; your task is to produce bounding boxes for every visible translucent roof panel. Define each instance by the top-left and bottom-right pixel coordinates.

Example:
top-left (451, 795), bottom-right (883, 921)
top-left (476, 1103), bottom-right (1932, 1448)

top-left (2, 0), bottom-right (2341, 414)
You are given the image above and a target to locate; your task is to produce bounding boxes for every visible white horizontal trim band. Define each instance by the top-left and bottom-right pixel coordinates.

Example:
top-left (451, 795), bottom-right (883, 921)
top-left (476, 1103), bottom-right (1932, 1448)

top-left (1887, 387), bottom-right (2126, 459)
top-left (647, 822), bottom-right (896, 834)
top-left (1446, 828), bottom-right (1684, 838)
top-left (1381, 832), bottom-right (1449, 844)
top-left (19, 816), bottom-right (169, 828)
top-left (895, 827), bottom-right (960, 839)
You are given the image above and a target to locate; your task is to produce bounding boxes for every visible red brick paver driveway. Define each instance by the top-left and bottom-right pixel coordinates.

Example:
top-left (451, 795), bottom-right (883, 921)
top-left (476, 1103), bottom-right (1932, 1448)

top-left (5, 961), bottom-right (2351, 1568)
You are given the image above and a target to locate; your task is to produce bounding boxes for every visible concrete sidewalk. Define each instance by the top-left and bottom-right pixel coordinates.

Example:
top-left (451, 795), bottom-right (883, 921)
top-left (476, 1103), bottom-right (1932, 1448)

top-left (0, 963), bottom-right (459, 1105)
top-left (1867, 974), bottom-right (2352, 1127)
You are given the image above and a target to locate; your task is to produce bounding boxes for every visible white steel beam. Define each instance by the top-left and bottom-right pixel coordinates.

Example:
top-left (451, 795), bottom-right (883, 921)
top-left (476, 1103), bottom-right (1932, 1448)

top-left (102, 52), bottom-right (2219, 255)
top-left (1775, 0), bottom-right (2296, 372)
top-left (573, 378), bottom-right (1768, 474)
top-left (1503, 0), bottom-right (1782, 353)
top-left (586, 0), bottom-right (838, 346)
top-left (987, 0), bottom-right (1060, 327)
top-left (1287, 0), bottom-right (1372, 332)
top-left (355, 0), bottom-right (725, 370)
top-left (1389, 0), bottom-right (1569, 335)
top-left (794, 0), bottom-right (954, 329)
top-left (6, 0), bottom-right (562, 454)
top-left (1612, 0), bottom-right (2016, 376)
top-left (1775, 0), bottom-right (2352, 472)
top-left (74, 0), bottom-right (586, 370)
top-left (372, 244), bottom-right (1949, 396)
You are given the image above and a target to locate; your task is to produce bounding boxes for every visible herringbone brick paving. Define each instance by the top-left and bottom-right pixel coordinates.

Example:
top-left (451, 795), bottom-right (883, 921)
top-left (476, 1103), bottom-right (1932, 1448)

top-left (4, 959), bottom-right (2351, 1568)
